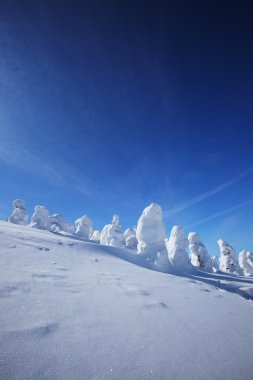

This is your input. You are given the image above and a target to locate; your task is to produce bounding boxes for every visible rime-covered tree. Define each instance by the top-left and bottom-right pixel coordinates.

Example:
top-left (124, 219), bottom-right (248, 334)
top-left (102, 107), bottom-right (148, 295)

top-left (239, 250), bottom-right (253, 277)
top-left (8, 199), bottom-right (28, 225)
top-left (166, 226), bottom-right (192, 272)
top-left (217, 239), bottom-right (241, 275)
top-left (188, 232), bottom-right (212, 272)
top-left (75, 215), bottom-right (93, 239)
top-left (136, 203), bottom-right (170, 271)
top-left (30, 206), bottom-right (49, 229)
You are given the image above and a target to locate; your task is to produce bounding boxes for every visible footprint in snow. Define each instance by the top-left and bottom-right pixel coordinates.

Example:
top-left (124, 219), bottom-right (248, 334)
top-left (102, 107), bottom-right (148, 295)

top-left (7, 243), bottom-right (16, 248)
top-left (32, 273), bottom-right (66, 280)
top-left (144, 301), bottom-right (168, 310)
top-left (4, 323), bottom-right (59, 340)
top-left (37, 246), bottom-right (50, 251)
top-left (0, 282), bottom-right (31, 298)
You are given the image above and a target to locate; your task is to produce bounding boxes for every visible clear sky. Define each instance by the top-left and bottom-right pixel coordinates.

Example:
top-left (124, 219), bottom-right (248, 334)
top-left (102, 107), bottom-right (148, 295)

top-left (0, 0), bottom-right (252, 257)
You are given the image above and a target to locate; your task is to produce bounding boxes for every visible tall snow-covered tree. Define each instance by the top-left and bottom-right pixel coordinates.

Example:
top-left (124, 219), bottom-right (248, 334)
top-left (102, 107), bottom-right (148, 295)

top-left (217, 239), bottom-right (241, 275)
top-left (136, 203), bottom-right (170, 271)
top-left (188, 232), bottom-right (212, 272)
top-left (166, 226), bottom-right (192, 272)
top-left (239, 250), bottom-right (253, 277)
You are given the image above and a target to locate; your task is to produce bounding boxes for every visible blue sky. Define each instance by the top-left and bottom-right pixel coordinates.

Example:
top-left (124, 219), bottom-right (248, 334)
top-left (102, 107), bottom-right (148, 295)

top-left (0, 1), bottom-right (253, 256)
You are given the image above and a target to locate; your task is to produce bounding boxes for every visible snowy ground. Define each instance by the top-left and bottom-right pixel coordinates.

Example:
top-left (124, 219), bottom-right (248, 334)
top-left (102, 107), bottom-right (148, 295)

top-left (1, 221), bottom-right (253, 380)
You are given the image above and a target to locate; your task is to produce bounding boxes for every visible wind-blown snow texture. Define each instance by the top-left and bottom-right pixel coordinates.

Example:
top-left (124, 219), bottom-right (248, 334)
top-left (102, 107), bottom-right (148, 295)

top-left (1, 221), bottom-right (253, 380)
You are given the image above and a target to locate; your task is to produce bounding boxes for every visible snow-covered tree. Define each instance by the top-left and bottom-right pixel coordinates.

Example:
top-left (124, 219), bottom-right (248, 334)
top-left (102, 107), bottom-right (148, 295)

top-left (136, 203), bottom-right (170, 271)
top-left (166, 226), bottom-right (192, 272)
top-left (46, 214), bottom-right (74, 234)
top-left (100, 224), bottom-right (111, 245)
top-left (217, 239), bottom-right (241, 275)
top-left (125, 234), bottom-right (138, 249)
top-left (123, 228), bottom-right (137, 249)
top-left (239, 250), bottom-right (253, 277)
top-left (100, 215), bottom-right (123, 247)
top-left (75, 215), bottom-right (93, 239)
top-left (8, 199), bottom-right (28, 225)
top-left (188, 232), bottom-right (212, 272)
top-left (123, 228), bottom-right (136, 241)
top-left (211, 256), bottom-right (219, 272)
top-left (30, 205), bottom-right (49, 229)
top-left (90, 230), bottom-right (101, 241)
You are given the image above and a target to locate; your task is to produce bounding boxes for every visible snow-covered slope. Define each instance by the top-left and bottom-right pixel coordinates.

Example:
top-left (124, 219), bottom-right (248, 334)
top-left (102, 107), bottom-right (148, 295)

top-left (1, 221), bottom-right (253, 380)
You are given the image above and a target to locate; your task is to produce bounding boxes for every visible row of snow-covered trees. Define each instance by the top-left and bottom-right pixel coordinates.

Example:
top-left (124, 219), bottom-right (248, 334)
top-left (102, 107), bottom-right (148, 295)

top-left (7, 199), bottom-right (253, 277)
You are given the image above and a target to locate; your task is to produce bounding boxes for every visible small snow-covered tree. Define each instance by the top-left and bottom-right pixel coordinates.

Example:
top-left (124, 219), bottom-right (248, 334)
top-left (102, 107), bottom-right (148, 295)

top-left (46, 214), bottom-right (74, 234)
top-left (188, 232), bottom-right (212, 272)
top-left (30, 205), bottom-right (49, 229)
top-left (211, 256), bottom-right (220, 272)
top-left (166, 226), bottom-right (192, 272)
top-left (100, 224), bottom-right (111, 245)
top-left (75, 215), bottom-right (93, 239)
top-left (90, 230), bottom-right (101, 241)
top-left (125, 234), bottom-right (138, 249)
top-left (123, 228), bottom-right (137, 249)
top-left (239, 250), bottom-right (253, 277)
top-left (8, 199), bottom-right (28, 225)
top-left (107, 215), bottom-right (123, 247)
top-left (136, 203), bottom-right (170, 271)
top-left (217, 239), bottom-right (241, 275)
top-left (100, 215), bottom-right (123, 247)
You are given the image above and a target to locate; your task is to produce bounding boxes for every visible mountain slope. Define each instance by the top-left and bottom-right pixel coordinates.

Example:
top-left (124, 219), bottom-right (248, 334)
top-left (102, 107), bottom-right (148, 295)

top-left (1, 221), bottom-right (253, 380)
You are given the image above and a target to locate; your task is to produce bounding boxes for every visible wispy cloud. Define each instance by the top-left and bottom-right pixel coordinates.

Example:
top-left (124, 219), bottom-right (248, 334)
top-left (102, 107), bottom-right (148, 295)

top-left (164, 167), bottom-right (253, 217)
top-left (0, 142), bottom-right (99, 197)
top-left (185, 198), bottom-right (253, 229)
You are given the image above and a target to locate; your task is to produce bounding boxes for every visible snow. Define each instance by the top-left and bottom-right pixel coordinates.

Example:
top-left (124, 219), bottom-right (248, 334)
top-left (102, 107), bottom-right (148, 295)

top-left (74, 215), bottom-right (93, 239)
top-left (218, 239), bottom-right (241, 275)
top-left (30, 205), bottom-right (49, 230)
top-left (188, 232), bottom-right (213, 272)
top-left (125, 234), bottom-right (138, 249)
top-left (1, 221), bottom-right (253, 380)
top-left (90, 230), bottom-right (101, 241)
top-left (123, 228), bottom-right (137, 249)
top-left (136, 203), bottom-right (166, 253)
top-left (8, 199), bottom-right (28, 225)
top-left (100, 215), bottom-right (124, 247)
top-left (166, 226), bottom-right (192, 272)
top-left (211, 255), bottom-right (220, 272)
top-left (239, 250), bottom-right (253, 277)
top-left (46, 214), bottom-right (74, 234)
